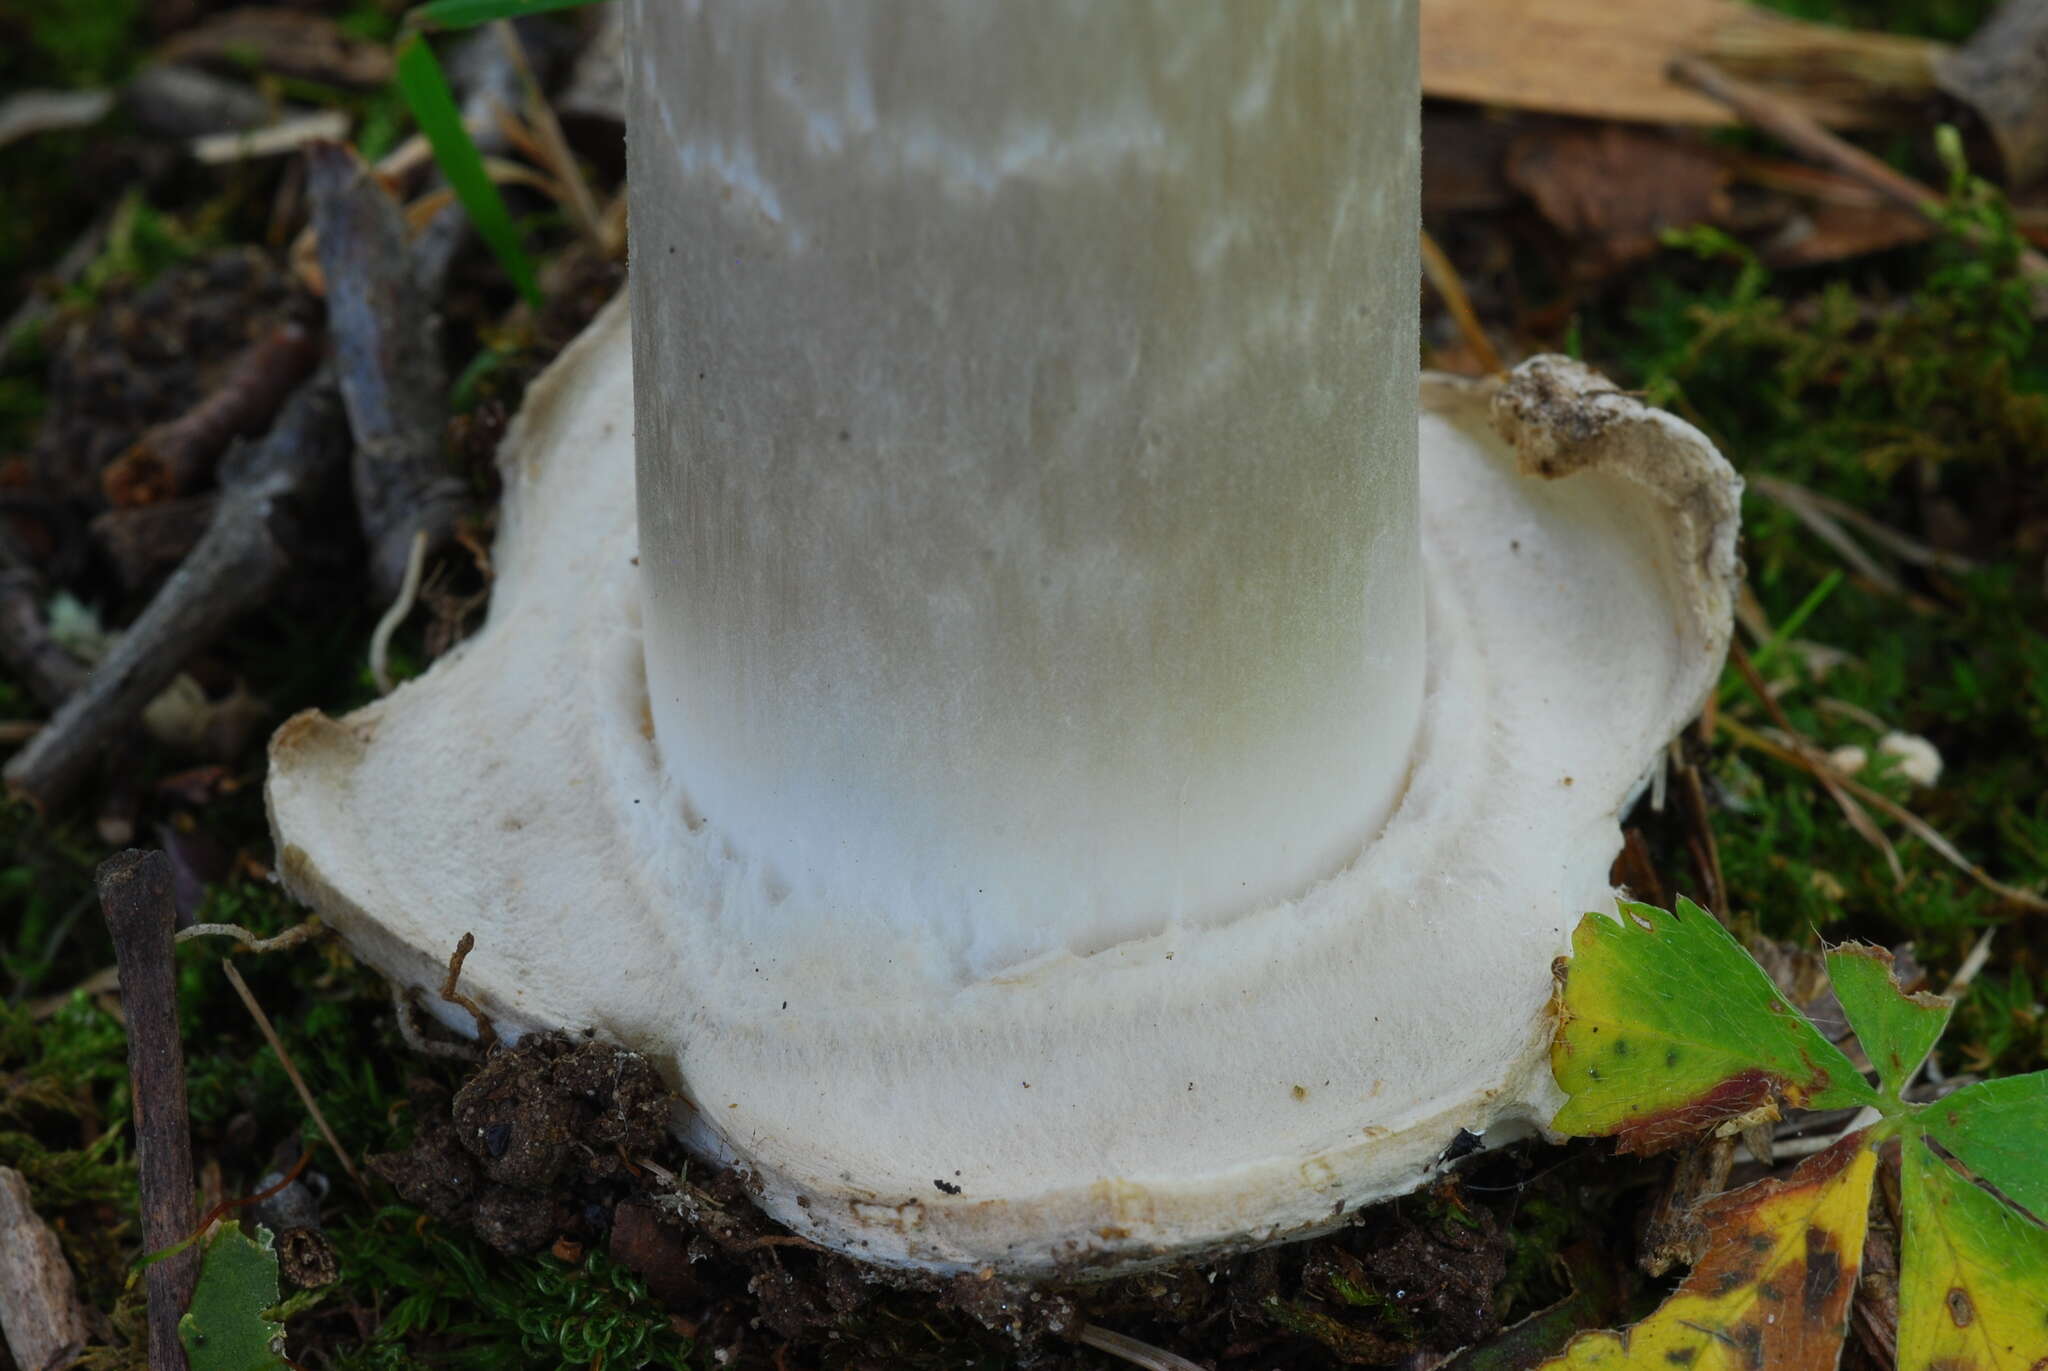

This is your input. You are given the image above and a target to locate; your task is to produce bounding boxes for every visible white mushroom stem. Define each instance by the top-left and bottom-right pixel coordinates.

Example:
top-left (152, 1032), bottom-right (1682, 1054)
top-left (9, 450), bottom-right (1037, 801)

top-left (630, 1), bottom-right (1422, 967)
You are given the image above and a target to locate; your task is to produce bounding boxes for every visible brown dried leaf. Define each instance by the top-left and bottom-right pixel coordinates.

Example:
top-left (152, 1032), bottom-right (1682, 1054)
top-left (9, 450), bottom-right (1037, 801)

top-left (1538, 1139), bottom-right (1876, 1371)
top-left (1422, 0), bottom-right (1943, 130)
top-left (1504, 125), bottom-right (1731, 274)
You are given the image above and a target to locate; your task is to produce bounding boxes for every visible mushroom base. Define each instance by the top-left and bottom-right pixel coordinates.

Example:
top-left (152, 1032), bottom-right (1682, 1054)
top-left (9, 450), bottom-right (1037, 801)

top-left (267, 297), bottom-right (1740, 1275)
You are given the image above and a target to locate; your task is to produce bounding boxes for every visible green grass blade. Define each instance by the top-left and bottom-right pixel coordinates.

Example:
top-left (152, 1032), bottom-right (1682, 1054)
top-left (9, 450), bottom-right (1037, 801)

top-left (411, 0), bottom-right (597, 30)
top-left (394, 34), bottom-right (542, 308)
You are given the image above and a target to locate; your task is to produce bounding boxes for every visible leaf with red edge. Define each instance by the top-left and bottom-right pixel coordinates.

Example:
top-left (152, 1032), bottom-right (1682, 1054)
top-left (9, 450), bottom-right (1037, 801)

top-left (1552, 899), bottom-right (1879, 1152)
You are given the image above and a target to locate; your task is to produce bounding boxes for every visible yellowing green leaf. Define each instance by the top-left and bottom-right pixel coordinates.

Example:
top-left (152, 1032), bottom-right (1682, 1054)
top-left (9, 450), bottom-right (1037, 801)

top-left (1899, 1136), bottom-right (2048, 1371)
top-left (1537, 1139), bottom-right (1876, 1371)
top-left (1552, 899), bottom-right (1878, 1152)
top-left (1824, 941), bottom-right (1952, 1100)
top-left (1922, 1072), bottom-right (2048, 1221)
top-left (179, 1222), bottom-right (285, 1371)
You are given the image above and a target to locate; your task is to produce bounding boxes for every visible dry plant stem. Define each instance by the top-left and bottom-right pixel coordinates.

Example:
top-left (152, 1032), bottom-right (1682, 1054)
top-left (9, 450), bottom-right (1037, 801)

top-left (438, 932), bottom-right (498, 1052)
top-left (102, 322), bottom-right (323, 507)
top-left (1749, 474), bottom-right (1978, 575)
top-left (1077, 1324), bottom-right (1209, 1371)
top-left (0, 1166), bottom-right (92, 1371)
top-left (1669, 55), bottom-right (2048, 311)
top-left (1727, 638), bottom-right (1905, 883)
top-left (308, 142), bottom-right (466, 603)
top-left (1673, 762), bottom-right (1727, 915)
top-left (3, 374), bottom-right (351, 809)
top-left (1421, 228), bottom-right (1505, 374)
top-left (176, 917), bottom-right (323, 955)
top-left (98, 849), bottom-right (196, 1371)
top-left (219, 959), bottom-right (366, 1190)
top-left (491, 20), bottom-right (603, 246)
top-left (1717, 716), bottom-right (2048, 915)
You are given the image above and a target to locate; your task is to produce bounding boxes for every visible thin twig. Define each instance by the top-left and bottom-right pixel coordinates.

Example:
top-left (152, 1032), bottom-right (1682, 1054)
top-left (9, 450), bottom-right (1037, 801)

top-left (1948, 927), bottom-right (1996, 993)
top-left (219, 959), bottom-right (366, 1192)
top-left (1669, 56), bottom-right (2048, 312)
top-left (439, 932), bottom-right (498, 1052)
top-left (3, 375), bottom-right (352, 810)
top-left (175, 919), bottom-right (323, 955)
top-left (1077, 1324), bottom-right (1211, 1371)
top-left (101, 321), bottom-right (323, 507)
top-left (492, 19), bottom-right (603, 247)
top-left (98, 850), bottom-right (196, 1371)
top-left (309, 142), bottom-right (468, 603)
top-left (0, 529), bottom-right (88, 712)
top-left (370, 529), bottom-right (428, 695)
top-left (1750, 477), bottom-right (1905, 598)
top-left (1420, 228), bottom-right (1504, 375)
top-left (1749, 474), bottom-right (1978, 576)
top-left (1728, 639), bottom-right (1904, 884)
top-left (1719, 717), bottom-right (2048, 915)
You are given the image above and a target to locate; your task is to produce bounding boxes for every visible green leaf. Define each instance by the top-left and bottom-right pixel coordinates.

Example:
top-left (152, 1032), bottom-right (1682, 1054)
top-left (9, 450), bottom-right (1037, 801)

top-left (411, 0), bottom-right (597, 29)
top-left (1551, 898), bottom-right (1880, 1152)
top-left (394, 34), bottom-right (542, 308)
top-left (1922, 1072), bottom-right (2048, 1221)
top-left (1899, 1136), bottom-right (2048, 1371)
top-left (179, 1222), bottom-right (285, 1371)
top-left (1824, 941), bottom-right (1952, 1099)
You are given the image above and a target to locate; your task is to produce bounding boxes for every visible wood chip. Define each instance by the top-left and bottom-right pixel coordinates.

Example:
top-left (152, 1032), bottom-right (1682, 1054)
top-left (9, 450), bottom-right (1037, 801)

top-left (0, 1168), bottom-right (92, 1371)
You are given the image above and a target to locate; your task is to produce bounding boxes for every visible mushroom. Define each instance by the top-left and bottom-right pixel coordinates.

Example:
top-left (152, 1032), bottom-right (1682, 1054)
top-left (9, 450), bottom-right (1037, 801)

top-left (268, 0), bottom-right (1741, 1274)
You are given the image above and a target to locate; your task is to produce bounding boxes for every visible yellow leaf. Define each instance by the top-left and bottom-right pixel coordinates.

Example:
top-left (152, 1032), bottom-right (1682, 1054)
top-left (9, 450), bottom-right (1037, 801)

top-left (1539, 1140), bottom-right (1876, 1371)
top-left (1899, 1138), bottom-right (2048, 1371)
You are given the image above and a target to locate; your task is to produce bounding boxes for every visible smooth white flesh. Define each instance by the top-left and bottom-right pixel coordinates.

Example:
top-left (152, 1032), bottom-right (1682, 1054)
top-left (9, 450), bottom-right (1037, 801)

top-left (268, 308), bottom-right (1742, 1272)
top-left (630, 0), bottom-right (1424, 971)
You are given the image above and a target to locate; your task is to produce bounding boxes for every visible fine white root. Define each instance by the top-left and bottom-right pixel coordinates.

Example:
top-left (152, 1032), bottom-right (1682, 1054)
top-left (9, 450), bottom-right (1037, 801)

top-left (370, 528), bottom-right (429, 695)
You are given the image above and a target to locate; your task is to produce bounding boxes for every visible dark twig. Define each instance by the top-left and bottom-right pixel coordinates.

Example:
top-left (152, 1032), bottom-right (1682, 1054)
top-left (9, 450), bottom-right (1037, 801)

top-left (0, 530), bottom-right (87, 711)
top-left (103, 321), bottom-right (323, 508)
top-left (4, 375), bottom-right (351, 809)
top-left (308, 142), bottom-right (467, 602)
top-left (99, 850), bottom-right (196, 1371)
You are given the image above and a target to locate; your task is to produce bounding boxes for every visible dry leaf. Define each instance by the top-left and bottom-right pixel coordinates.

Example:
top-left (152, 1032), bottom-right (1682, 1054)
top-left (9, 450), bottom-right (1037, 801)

top-left (1538, 1140), bottom-right (1877, 1371)
top-left (1422, 0), bottom-right (1944, 130)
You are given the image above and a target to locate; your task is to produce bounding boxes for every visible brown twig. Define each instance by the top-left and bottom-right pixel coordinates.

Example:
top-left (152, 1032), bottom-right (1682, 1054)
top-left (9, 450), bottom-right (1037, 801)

top-left (1718, 717), bottom-right (2048, 916)
top-left (439, 932), bottom-right (499, 1052)
top-left (102, 321), bottom-right (323, 508)
top-left (0, 530), bottom-right (87, 712)
top-left (1420, 228), bottom-right (1505, 375)
top-left (219, 959), bottom-right (367, 1191)
top-left (1669, 55), bottom-right (2048, 313)
top-left (3, 374), bottom-right (352, 810)
top-left (492, 20), bottom-right (603, 248)
top-left (309, 141), bottom-right (468, 604)
top-left (91, 497), bottom-right (221, 595)
top-left (99, 849), bottom-right (196, 1371)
